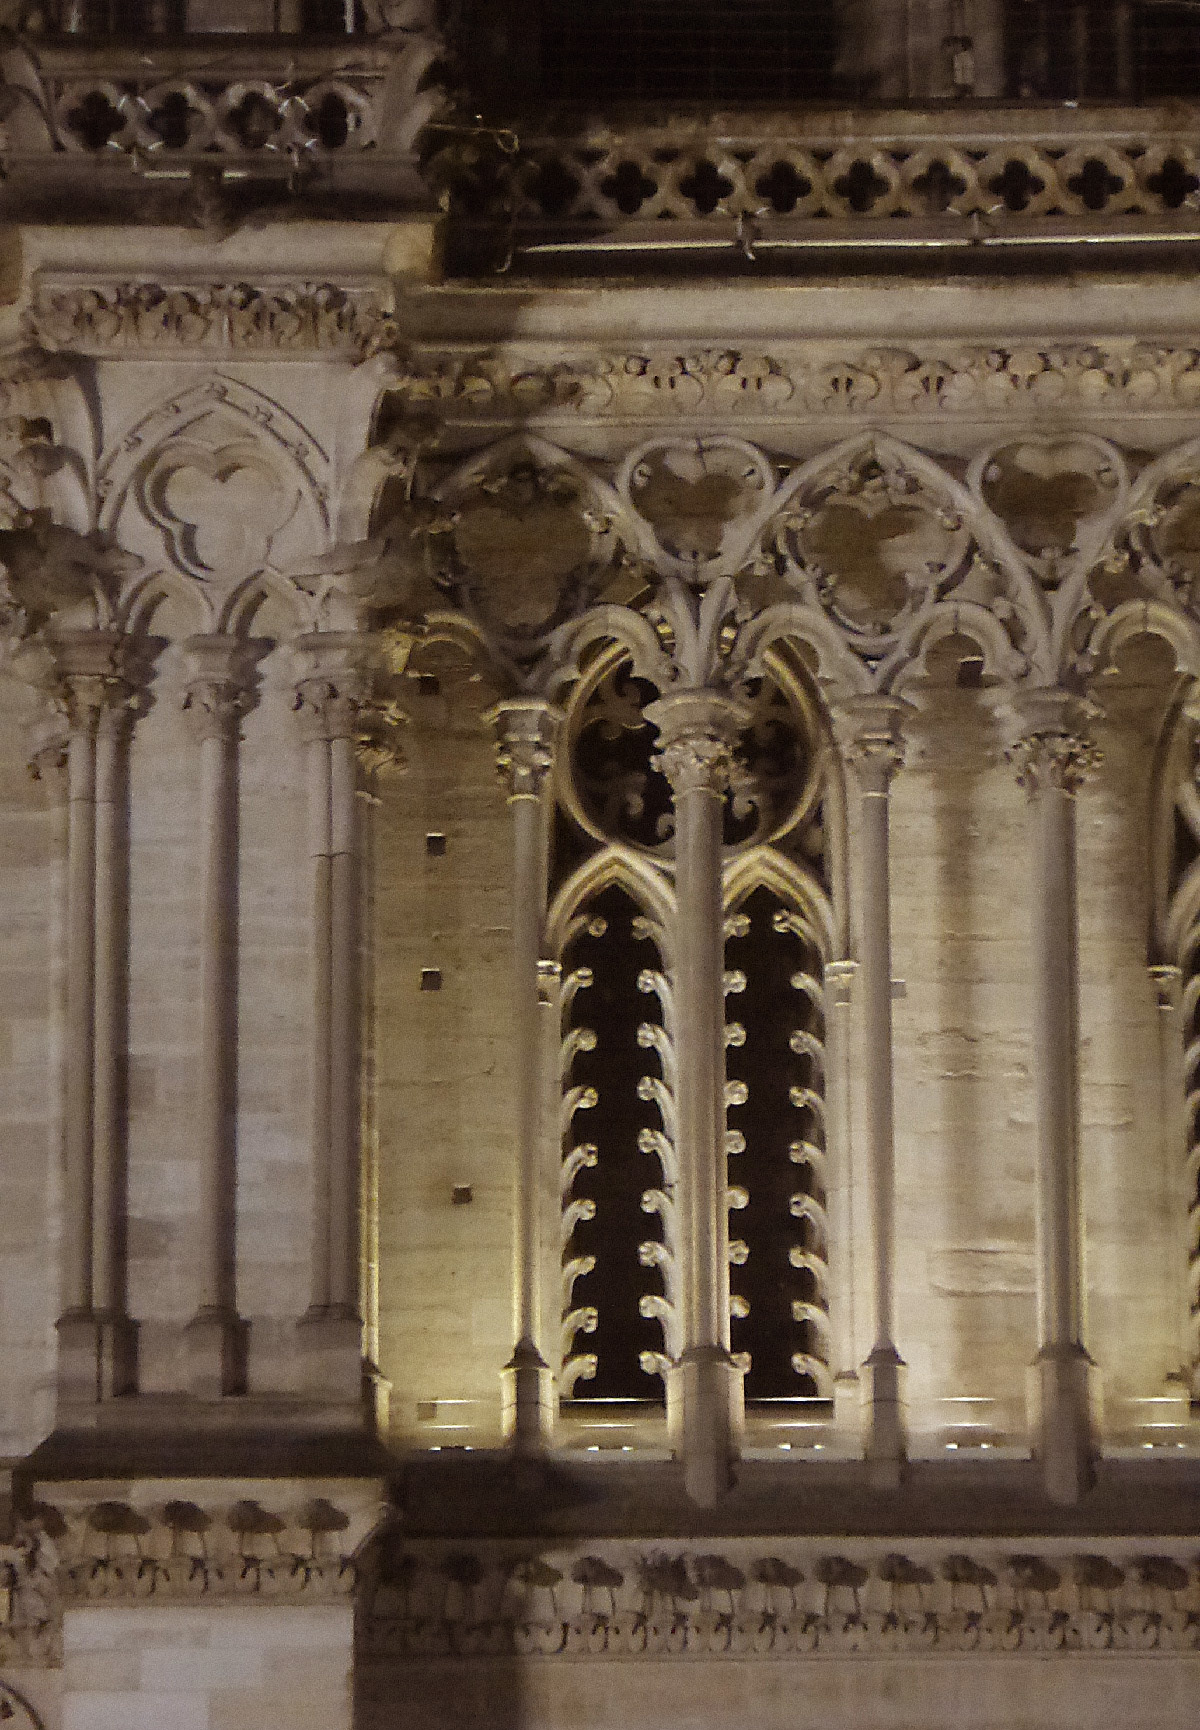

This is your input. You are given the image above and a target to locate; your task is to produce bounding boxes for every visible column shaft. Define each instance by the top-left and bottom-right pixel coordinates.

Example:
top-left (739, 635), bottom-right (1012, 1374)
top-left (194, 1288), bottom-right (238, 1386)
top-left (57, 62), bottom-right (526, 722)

top-left (197, 722), bottom-right (239, 1316)
top-left (90, 701), bottom-right (138, 1396)
top-left (62, 720), bottom-right (98, 1320)
top-left (328, 730), bottom-right (361, 1317)
top-left (307, 729), bottom-right (334, 1314)
top-left (183, 637), bottom-right (253, 1398)
top-left (1008, 695), bottom-right (1099, 1504)
top-left (835, 697), bottom-right (907, 1488)
top-left (646, 689), bottom-right (748, 1507)
top-left (489, 699), bottom-right (561, 1451)
top-left (293, 634), bottom-right (386, 1406)
top-left (1032, 780), bottom-right (1083, 1351)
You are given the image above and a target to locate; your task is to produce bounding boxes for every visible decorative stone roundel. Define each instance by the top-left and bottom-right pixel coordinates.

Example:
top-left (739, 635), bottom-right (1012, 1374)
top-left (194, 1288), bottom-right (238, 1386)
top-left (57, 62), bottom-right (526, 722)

top-left (623, 439), bottom-right (773, 568)
top-left (450, 463), bottom-right (593, 632)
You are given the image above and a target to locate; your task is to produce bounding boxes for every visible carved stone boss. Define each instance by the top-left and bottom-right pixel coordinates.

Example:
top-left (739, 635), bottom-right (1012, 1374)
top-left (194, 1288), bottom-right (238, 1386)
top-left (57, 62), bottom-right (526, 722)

top-left (1006, 690), bottom-right (1102, 1506)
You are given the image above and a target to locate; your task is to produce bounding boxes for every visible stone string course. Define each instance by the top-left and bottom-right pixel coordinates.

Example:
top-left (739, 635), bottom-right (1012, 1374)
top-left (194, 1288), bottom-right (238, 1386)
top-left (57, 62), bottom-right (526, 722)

top-left (26, 278), bottom-right (389, 356)
top-left (384, 343), bottom-right (1200, 423)
top-left (362, 1541), bottom-right (1200, 1660)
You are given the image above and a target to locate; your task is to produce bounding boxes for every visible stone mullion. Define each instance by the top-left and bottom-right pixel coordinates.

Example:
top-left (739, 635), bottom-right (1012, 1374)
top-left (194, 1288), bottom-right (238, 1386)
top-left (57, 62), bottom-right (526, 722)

top-left (834, 696), bottom-right (908, 1490)
top-left (181, 634), bottom-right (256, 1399)
top-left (489, 698), bottom-right (563, 1452)
top-left (1007, 689), bottom-right (1100, 1504)
top-left (646, 688), bottom-right (749, 1507)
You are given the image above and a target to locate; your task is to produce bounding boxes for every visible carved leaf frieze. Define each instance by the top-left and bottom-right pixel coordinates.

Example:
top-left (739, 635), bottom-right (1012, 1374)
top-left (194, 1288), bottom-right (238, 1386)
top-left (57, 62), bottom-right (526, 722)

top-left (362, 1540), bottom-right (1200, 1660)
top-left (27, 280), bottom-right (389, 357)
top-left (380, 344), bottom-right (1200, 425)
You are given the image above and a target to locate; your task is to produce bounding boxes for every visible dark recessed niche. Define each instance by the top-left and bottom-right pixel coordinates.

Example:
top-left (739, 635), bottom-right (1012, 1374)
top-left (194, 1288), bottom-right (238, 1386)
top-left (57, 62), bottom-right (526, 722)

top-left (426, 833), bottom-right (448, 858)
top-left (418, 674), bottom-right (441, 696)
top-left (420, 968), bottom-right (443, 992)
top-left (452, 1184), bottom-right (474, 1206)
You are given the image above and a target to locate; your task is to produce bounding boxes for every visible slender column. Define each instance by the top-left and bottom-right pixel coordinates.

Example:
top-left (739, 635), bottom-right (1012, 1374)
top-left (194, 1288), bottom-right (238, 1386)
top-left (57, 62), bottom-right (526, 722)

top-left (1006, 690), bottom-right (1099, 1504)
top-left (488, 699), bottom-right (563, 1452)
top-left (645, 688), bottom-right (749, 1506)
top-left (834, 696), bottom-right (908, 1489)
top-left (824, 958), bottom-right (861, 1437)
top-left (1148, 964), bottom-right (1194, 1400)
top-left (293, 634), bottom-right (381, 1404)
top-left (49, 632), bottom-right (137, 1409)
top-left (181, 636), bottom-right (255, 1398)
top-left (90, 688), bottom-right (140, 1396)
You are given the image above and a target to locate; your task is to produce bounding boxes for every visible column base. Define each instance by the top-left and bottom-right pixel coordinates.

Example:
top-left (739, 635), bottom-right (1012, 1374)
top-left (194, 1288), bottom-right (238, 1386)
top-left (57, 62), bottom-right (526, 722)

top-left (185, 1307), bottom-right (248, 1399)
top-left (833, 1369), bottom-right (861, 1441)
top-left (501, 1339), bottom-right (556, 1454)
top-left (297, 1308), bottom-right (365, 1404)
top-left (55, 1311), bottom-right (139, 1410)
top-left (1028, 1343), bottom-right (1098, 1505)
top-left (679, 1345), bottom-right (744, 1508)
top-left (863, 1344), bottom-right (907, 1490)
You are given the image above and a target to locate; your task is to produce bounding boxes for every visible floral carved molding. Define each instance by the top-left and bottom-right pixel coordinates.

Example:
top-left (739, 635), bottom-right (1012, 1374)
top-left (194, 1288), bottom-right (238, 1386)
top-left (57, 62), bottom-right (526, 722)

top-left (26, 277), bottom-right (390, 358)
top-left (362, 1540), bottom-right (1200, 1661)
top-left (384, 343), bottom-right (1200, 425)
top-left (0, 1485), bottom-right (384, 1664)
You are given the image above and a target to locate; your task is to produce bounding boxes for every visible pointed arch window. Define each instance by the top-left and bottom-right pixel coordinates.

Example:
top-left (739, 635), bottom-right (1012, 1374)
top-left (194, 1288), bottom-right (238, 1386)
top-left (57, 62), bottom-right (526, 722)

top-left (550, 645), bottom-right (836, 1425)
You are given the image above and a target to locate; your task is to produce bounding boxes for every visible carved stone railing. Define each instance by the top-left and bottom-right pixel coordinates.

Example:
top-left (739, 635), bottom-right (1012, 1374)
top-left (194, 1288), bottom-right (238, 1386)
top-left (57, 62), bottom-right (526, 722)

top-left (362, 1538), bottom-right (1200, 1660)
top-left (439, 104), bottom-right (1200, 270)
top-left (0, 32), bottom-right (444, 201)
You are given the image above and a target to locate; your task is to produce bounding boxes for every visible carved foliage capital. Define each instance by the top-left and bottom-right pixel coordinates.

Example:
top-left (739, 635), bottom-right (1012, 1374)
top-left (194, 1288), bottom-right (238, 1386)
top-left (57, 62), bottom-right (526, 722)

top-left (644, 690), bottom-right (749, 798)
top-left (180, 636), bottom-right (260, 745)
top-left (831, 697), bottom-right (909, 792)
top-left (1007, 730), bottom-right (1102, 796)
top-left (488, 699), bottom-right (564, 800)
top-left (45, 630), bottom-right (150, 738)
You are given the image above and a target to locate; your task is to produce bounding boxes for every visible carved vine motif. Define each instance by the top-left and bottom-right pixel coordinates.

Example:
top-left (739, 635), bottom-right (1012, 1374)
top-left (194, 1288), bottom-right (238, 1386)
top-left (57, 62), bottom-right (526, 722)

top-left (361, 1542), bottom-right (1200, 1660)
top-left (28, 280), bottom-right (388, 357)
top-left (380, 343), bottom-right (1200, 424)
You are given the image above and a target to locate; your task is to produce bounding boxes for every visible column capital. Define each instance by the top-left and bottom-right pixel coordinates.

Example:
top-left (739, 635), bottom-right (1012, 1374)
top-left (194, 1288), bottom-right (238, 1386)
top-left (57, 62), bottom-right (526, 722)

top-left (291, 630), bottom-right (407, 773)
top-left (830, 694), bottom-right (910, 791)
top-left (1001, 689), bottom-right (1101, 797)
top-left (181, 635), bottom-right (261, 745)
top-left (644, 688), bottom-right (750, 797)
top-left (487, 697), bottom-right (564, 800)
top-left (293, 631), bottom-right (381, 744)
top-left (45, 629), bottom-right (144, 734)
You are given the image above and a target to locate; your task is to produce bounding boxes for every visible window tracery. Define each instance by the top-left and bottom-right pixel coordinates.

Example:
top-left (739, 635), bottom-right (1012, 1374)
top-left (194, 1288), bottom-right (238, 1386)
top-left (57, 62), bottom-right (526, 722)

top-left (551, 647), bottom-right (833, 1416)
